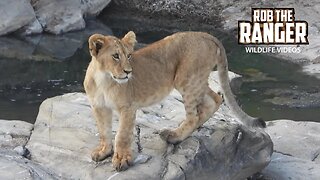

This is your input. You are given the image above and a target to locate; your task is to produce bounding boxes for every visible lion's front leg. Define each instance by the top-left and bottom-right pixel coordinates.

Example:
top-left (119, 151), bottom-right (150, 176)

top-left (112, 108), bottom-right (136, 171)
top-left (91, 107), bottom-right (113, 162)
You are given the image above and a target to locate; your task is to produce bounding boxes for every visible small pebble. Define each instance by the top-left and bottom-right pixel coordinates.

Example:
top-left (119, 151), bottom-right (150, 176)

top-left (133, 154), bottom-right (152, 165)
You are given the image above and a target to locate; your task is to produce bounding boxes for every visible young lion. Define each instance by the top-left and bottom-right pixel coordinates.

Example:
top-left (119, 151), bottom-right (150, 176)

top-left (84, 31), bottom-right (265, 171)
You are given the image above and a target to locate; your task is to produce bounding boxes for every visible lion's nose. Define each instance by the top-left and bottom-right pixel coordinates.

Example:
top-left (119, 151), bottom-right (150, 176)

top-left (124, 70), bottom-right (132, 74)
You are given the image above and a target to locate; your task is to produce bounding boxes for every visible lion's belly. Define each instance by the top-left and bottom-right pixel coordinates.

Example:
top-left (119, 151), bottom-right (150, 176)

top-left (135, 85), bottom-right (173, 107)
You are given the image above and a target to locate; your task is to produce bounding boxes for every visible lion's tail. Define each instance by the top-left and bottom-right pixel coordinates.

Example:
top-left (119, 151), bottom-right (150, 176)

top-left (211, 36), bottom-right (266, 128)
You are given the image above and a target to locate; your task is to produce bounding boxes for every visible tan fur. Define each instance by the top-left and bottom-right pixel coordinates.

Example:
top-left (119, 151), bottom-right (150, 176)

top-left (84, 31), bottom-right (264, 171)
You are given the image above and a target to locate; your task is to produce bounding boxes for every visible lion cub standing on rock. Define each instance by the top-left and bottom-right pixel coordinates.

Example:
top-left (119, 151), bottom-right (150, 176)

top-left (84, 31), bottom-right (265, 171)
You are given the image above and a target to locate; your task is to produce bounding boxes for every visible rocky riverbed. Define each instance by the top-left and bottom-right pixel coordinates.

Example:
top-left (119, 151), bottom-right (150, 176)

top-left (0, 72), bottom-right (319, 179)
top-left (1, 1), bottom-right (320, 179)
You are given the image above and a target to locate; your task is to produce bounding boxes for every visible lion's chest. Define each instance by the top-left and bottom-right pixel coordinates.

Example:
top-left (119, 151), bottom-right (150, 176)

top-left (91, 72), bottom-right (116, 109)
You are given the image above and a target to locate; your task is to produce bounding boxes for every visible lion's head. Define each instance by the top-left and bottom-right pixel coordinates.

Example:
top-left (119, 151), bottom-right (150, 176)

top-left (88, 31), bottom-right (137, 84)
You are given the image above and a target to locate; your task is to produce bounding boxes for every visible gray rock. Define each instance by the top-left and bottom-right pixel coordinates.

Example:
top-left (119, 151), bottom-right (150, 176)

top-left (32, 0), bottom-right (111, 34)
top-left (24, 73), bottom-right (272, 179)
top-left (0, 0), bottom-right (36, 36)
top-left (0, 120), bottom-right (33, 149)
top-left (266, 120), bottom-right (320, 163)
top-left (262, 152), bottom-right (320, 180)
top-left (259, 120), bottom-right (320, 180)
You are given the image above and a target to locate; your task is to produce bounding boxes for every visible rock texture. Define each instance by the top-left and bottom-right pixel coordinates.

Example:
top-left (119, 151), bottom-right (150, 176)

top-left (32, 0), bottom-right (111, 34)
top-left (0, 120), bottom-right (33, 149)
top-left (0, 120), bottom-right (51, 179)
top-left (0, 0), bottom-right (38, 36)
top-left (262, 120), bottom-right (320, 179)
top-left (3, 118), bottom-right (320, 180)
top-left (0, 149), bottom-right (59, 180)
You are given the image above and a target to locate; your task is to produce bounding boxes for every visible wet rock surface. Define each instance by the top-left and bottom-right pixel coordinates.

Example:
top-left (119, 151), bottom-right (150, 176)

top-left (263, 89), bottom-right (320, 108)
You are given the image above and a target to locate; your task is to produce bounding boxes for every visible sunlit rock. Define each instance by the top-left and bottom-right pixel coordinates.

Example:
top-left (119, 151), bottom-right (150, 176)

top-left (32, 0), bottom-right (112, 34)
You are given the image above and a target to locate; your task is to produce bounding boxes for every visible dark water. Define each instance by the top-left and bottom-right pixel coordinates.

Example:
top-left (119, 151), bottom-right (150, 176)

top-left (0, 13), bottom-right (319, 124)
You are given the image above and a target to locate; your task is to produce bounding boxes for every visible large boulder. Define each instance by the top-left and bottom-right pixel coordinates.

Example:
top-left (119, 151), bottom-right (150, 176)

top-left (25, 92), bottom-right (272, 179)
top-left (23, 72), bottom-right (273, 179)
top-left (0, 20), bottom-right (112, 61)
top-left (0, 0), bottom-right (38, 36)
top-left (32, 0), bottom-right (111, 34)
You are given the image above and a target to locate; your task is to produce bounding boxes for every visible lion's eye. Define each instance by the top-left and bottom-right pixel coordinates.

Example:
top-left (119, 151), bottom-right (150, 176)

top-left (112, 53), bottom-right (120, 61)
top-left (127, 54), bottom-right (132, 60)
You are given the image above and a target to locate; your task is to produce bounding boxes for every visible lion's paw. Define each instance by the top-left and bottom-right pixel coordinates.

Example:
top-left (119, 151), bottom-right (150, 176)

top-left (91, 144), bottom-right (113, 162)
top-left (112, 149), bottom-right (132, 171)
top-left (159, 129), bottom-right (182, 144)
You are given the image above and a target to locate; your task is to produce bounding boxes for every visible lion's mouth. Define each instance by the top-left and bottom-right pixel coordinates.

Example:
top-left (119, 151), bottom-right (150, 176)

top-left (116, 76), bottom-right (128, 79)
top-left (112, 75), bottom-right (129, 84)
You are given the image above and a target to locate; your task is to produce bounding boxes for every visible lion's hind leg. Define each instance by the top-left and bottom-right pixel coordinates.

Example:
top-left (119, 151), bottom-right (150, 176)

top-left (160, 75), bottom-right (208, 144)
top-left (196, 87), bottom-right (223, 127)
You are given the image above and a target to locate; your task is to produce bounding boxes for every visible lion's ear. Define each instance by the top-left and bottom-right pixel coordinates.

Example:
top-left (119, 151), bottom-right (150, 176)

top-left (88, 34), bottom-right (105, 57)
top-left (122, 31), bottom-right (137, 50)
